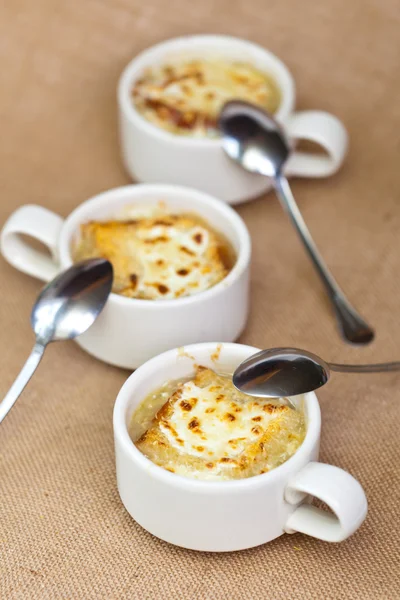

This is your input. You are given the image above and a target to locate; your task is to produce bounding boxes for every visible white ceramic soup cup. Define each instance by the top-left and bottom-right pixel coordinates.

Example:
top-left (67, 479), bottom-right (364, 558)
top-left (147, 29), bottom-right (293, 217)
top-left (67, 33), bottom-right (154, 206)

top-left (118, 34), bottom-right (348, 205)
top-left (0, 185), bottom-right (251, 369)
top-left (114, 342), bottom-right (367, 552)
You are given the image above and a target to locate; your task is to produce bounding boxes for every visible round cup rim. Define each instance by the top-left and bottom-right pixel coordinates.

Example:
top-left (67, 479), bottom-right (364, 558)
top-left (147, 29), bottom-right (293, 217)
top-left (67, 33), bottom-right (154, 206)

top-left (118, 33), bottom-right (296, 148)
top-left (113, 342), bottom-right (321, 492)
top-left (58, 183), bottom-right (251, 309)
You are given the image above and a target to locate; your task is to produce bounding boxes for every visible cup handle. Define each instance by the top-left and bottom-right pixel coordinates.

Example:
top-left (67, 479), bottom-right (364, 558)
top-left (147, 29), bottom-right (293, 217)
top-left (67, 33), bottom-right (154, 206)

top-left (1, 205), bottom-right (64, 282)
top-left (284, 111), bottom-right (348, 178)
top-left (284, 462), bottom-right (367, 542)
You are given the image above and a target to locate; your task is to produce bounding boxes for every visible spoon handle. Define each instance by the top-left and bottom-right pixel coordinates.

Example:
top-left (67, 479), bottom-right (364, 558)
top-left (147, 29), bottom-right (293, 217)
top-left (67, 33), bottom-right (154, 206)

top-left (273, 176), bottom-right (374, 345)
top-left (329, 361), bottom-right (400, 373)
top-left (0, 342), bottom-right (45, 423)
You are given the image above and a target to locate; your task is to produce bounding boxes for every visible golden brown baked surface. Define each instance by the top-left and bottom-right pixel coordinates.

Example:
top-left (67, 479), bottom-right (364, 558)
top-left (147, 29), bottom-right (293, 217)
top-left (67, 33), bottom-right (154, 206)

top-left (134, 366), bottom-right (305, 480)
top-left (132, 59), bottom-right (281, 137)
top-left (72, 212), bottom-right (234, 300)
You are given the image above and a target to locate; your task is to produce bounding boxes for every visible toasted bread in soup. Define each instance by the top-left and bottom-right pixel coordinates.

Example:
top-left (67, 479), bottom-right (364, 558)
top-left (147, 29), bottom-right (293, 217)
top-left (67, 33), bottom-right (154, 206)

top-left (74, 215), bottom-right (231, 300)
top-left (136, 367), bottom-right (305, 481)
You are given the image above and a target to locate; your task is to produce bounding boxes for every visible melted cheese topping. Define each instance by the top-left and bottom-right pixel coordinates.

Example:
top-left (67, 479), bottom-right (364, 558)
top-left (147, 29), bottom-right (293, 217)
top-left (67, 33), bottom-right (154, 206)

top-left (160, 380), bottom-right (285, 460)
top-left (72, 212), bottom-right (234, 300)
top-left (132, 59), bottom-right (281, 137)
top-left (134, 367), bottom-right (306, 481)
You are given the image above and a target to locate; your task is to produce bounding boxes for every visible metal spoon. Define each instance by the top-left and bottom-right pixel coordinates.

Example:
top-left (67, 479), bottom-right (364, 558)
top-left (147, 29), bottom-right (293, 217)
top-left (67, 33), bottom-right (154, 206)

top-left (0, 258), bottom-right (113, 423)
top-left (219, 101), bottom-right (374, 345)
top-left (233, 347), bottom-right (400, 397)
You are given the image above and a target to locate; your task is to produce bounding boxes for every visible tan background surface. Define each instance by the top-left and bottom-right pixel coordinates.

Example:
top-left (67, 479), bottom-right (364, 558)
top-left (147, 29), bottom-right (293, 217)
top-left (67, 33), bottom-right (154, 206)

top-left (1, 0), bottom-right (399, 598)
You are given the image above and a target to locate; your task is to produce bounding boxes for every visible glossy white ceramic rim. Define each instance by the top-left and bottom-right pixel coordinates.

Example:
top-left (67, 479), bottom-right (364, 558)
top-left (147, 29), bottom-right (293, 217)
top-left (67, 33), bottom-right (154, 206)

top-left (113, 342), bottom-right (321, 492)
top-left (58, 184), bottom-right (251, 309)
top-left (118, 34), bottom-right (296, 148)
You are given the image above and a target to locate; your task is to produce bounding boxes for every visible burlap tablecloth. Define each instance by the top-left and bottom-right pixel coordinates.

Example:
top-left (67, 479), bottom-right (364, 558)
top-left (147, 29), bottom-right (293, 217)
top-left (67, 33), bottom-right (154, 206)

top-left (1, 1), bottom-right (399, 598)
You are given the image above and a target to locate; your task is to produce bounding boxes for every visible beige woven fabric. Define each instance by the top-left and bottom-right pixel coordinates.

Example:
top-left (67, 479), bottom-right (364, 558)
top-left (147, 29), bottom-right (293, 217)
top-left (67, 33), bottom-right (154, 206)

top-left (1, 0), bottom-right (399, 598)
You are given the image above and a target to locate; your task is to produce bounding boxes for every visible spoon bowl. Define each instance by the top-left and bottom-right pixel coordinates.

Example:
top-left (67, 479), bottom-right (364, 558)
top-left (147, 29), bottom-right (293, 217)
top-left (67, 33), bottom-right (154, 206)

top-left (219, 100), bottom-right (290, 177)
top-left (233, 348), bottom-right (331, 397)
top-left (233, 347), bottom-right (400, 398)
top-left (32, 258), bottom-right (113, 344)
